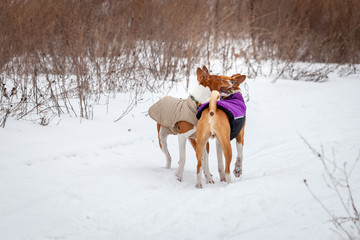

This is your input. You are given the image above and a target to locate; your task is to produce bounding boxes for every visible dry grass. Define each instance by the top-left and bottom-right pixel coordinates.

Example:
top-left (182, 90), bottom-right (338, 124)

top-left (0, 0), bottom-right (359, 126)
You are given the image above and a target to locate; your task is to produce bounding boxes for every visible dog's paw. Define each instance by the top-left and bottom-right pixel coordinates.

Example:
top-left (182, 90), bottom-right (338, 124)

top-left (195, 174), bottom-right (203, 188)
top-left (219, 171), bottom-right (226, 182)
top-left (225, 173), bottom-right (232, 184)
top-left (175, 171), bottom-right (183, 182)
top-left (204, 172), bottom-right (214, 184)
top-left (233, 167), bottom-right (242, 178)
top-left (205, 177), bottom-right (215, 184)
top-left (165, 156), bottom-right (172, 169)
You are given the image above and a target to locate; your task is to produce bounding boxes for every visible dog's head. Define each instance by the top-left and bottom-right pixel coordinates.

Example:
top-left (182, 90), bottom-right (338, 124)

top-left (196, 66), bottom-right (246, 96)
top-left (196, 66), bottom-right (232, 92)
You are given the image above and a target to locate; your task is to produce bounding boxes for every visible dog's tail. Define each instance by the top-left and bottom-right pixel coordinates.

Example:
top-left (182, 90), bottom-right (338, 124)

top-left (209, 90), bottom-right (220, 117)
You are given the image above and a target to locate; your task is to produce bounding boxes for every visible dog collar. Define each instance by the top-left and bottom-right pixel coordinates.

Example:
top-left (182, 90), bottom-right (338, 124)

top-left (220, 89), bottom-right (242, 100)
top-left (190, 95), bottom-right (202, 110)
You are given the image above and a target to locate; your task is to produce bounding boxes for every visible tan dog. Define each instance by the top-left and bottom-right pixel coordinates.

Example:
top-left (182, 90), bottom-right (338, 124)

top-left (149, 66), bottom-right (233, 183)
top-left (195, 74), bottom-right (246, 188)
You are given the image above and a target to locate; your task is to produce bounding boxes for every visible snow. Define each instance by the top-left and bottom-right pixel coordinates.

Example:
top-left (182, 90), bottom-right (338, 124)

top-left (1, 72), bottom-right (360, 240)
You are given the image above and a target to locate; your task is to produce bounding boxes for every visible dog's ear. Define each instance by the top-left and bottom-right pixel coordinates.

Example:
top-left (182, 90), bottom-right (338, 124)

top-left (231, 74), bottom-right (242, 78)
top-left (196, 67), bottom-right (203, 76)
top-left (196, 67), bottom-right (204, 83)
top-left (197, 66), bottom-right (211, 84)
top-left (232, 74), bottom-right (246, 86)
top-left (202, 66), bottom-right (210, 78)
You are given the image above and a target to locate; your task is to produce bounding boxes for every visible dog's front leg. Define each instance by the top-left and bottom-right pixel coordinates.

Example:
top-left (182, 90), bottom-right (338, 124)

top-left (216, 140), bottom-right (226, 182)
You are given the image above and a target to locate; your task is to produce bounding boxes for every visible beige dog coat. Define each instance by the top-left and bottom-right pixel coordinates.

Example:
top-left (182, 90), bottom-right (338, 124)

top-left (148, 96), bottom-right (198, 135)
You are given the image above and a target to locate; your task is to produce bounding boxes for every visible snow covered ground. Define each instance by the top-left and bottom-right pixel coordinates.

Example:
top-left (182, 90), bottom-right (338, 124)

top-left (1, 71), bottom-right (360, 240)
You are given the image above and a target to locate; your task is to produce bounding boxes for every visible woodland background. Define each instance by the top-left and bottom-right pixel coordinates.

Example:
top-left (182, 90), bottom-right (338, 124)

top-left (1, 0), bottom-right (359, 126)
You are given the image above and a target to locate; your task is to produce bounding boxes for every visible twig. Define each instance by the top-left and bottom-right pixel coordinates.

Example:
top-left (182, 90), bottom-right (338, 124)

top-left (301, 135), bottom-right (360, 239)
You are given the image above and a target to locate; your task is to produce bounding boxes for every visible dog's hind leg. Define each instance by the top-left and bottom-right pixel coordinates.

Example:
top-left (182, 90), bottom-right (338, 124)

top-left (217, 133), bottom-right (232, 184)
top-left (176, 121), bottom-right (196, 181)
top-left (234, 118), bottom-right (245, 178)
top-left (195, 140), bottom-right (206, 188)
top-left (157, 124), bottom-right (172, 169)
top-left (233, 141), bottom-right (243, 178)
top-left (176, 132), bottom-right (188, 181)
top-left (189, 140), bottom-right (213, 184)
top-left (195, 134), bottom-right (211, 188)
top-left (216, 140), bottom-right (226, 182)
top-left (202, 142), bottom-right (214, 184)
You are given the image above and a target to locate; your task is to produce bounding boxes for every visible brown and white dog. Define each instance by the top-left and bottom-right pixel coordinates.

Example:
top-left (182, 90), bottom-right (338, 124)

top-left (194, 75), bottom-right (246, 188)
top-left (149, 66), bottom-right (234, 183)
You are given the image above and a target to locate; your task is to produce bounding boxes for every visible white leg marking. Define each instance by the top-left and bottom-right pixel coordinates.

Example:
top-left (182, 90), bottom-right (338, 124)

top-left (176, 128), bottom-right (196, 181)
top-left (233, 143), bottom-right (243, 178)
top-left (202, 147), bottom-right (214, 184)
top-left (216, 140), bottom-right (226, 181)
top-left (225, 173), bottom-right (232, 184)
top-left (176, 133), bottom-right (187, 181)
top-left (195, 171), bottom-right (203, 188)
top-left (159, 126), bottom-right (171, 169)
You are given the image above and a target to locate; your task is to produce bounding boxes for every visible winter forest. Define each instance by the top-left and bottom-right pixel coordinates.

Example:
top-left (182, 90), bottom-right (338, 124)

top-left (1, 0), bottom-right (360, 239)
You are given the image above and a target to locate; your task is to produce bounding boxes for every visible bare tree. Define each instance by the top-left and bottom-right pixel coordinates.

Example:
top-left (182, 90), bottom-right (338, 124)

top-left (0, 0), bottom-right (359, 126)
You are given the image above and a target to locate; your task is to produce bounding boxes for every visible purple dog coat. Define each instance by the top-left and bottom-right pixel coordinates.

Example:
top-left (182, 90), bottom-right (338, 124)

top-left (196, 92), bottom-right (246, 140)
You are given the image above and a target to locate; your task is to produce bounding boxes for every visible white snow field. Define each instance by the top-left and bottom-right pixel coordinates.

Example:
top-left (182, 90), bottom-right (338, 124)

top-left (1, 72), bottom-right (360, 240)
